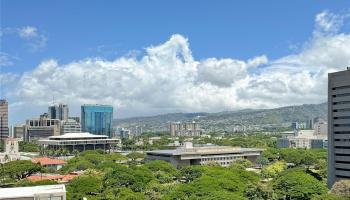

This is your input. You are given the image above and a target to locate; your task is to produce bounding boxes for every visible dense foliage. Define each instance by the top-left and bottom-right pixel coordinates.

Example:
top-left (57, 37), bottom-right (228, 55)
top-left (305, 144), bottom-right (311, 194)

top-left (2, 133), bottom-right (347, 200)
top-left (1, 160), bottom-right (42, 180)
top-left (19, 141), bottom-right (40, 152)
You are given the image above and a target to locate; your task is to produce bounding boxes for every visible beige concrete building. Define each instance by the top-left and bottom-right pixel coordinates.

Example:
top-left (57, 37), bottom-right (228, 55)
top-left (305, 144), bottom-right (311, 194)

top-left (147, 142), bottom-right (263, 168)
top-left (13, 124), bottom-right (25, 139)
top-left (328, 69), bottom-right (350, 188)
top-left (25, 114), bottom-right (61, 142)
top-left (277, 129), bottom-right (327, 149)
top-left (61, 119), bottom-right (81, 134)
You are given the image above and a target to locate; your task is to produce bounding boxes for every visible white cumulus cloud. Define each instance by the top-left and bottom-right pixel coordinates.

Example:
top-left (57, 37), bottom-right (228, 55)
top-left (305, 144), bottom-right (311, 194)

top-left (4, 11), bottom-right (350, 123)
top-left (18, 26), bottom-right (38, 39)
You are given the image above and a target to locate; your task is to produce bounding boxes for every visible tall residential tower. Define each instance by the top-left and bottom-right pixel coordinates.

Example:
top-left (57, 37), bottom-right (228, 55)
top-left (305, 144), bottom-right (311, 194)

top-left (0, 99), bottom-right (9, 138)
top-left (328, 69), bottom-right (350, 188)
top-left (81, 104), bottom-right (113, 137)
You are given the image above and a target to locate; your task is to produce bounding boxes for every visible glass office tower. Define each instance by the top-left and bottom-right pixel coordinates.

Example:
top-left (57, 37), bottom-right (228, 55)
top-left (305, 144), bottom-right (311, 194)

top-left (81, 104), bottom-right (113, 137)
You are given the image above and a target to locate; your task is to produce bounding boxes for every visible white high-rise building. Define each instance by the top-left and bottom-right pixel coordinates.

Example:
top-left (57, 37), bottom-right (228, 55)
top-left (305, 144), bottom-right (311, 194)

top-left (170, 121), bottom-right (202, 137)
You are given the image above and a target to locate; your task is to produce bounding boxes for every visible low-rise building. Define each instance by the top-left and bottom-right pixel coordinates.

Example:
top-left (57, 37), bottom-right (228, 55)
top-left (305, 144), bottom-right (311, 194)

top-left (38, 132), bottom-right (121, 152)
top-left (32, 157), bottom-right (67, 170)
top-left (146, 142), bottom-right (263, 168)
top-left (277, 129), bottom-right (327, 149)
top-left (0, 184), bottom-right (66, 200)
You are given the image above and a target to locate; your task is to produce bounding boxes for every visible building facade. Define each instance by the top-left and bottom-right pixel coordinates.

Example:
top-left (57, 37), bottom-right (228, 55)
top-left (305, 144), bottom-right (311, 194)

top-left (61, 119), bottom-right (81, 134)
top-left (0, 184), bottom-right (66, 200)
top-left (49, 103), bottom-right (69, 121)
top-left (38, 132), bottom-right (121, 152)
top-left (13, 124), bottom-right (25, 138)
top-left (277, 130), bottom-right (327, 149)
top-left (170, 121), bottom-right (202, 137)
top-left (81, 104), bottom-right (113, 137)
top-left (25, 114), bottom-right (61, 141)
top-left (32, 157), bottom-right (67, 170)
top-left (69, 116), bottom-right (80, 123)
top-left (0, 99), bottom-right (9, 138)
top-left (291, 122), bottom-right (307, 130)
top-left (328, 69), bottom-right (350, 188)
top-left (314, 121), bottom-right (328, 136)
top-left (147, 142), bottom-right (263, 168)
top-left (0, 138), bottom-right (20, 163)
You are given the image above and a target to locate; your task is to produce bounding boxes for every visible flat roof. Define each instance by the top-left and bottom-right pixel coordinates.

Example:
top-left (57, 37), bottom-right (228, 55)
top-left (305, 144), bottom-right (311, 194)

top-left (47, 132), bottom-right (108, 139)
top-left (329, 69), bottom-right (350, 77)
top-left (147, 146), bottom-right (263, 156)
top-left (0, 184), bottom-right (66, 199)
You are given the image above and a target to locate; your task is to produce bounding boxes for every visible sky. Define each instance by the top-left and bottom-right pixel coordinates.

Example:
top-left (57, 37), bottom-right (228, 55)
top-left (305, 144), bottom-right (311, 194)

top-left (1, 1), bottom-right (350, 124)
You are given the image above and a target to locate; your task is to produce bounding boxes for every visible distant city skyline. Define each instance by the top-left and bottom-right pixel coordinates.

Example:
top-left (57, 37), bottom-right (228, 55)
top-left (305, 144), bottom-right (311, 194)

top-left (1, 1), bottom-right (350, 124)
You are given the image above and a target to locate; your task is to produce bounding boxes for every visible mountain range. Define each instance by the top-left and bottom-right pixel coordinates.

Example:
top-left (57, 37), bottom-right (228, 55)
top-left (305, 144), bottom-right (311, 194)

top-left (115, 103), bottom-right (327, 133)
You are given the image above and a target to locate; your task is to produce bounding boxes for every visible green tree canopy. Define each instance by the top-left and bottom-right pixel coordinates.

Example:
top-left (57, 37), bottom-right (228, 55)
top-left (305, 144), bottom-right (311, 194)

top-left (261, 160), bottom-right (287, 178)
top-left (3, 160), bottom-right (42, 180)
top-left (67, 175), bottom-right (102, 199)
top-left (272, 168), bottom-right (327, 200)
top-left (104, 164), bottom-right (155, 192)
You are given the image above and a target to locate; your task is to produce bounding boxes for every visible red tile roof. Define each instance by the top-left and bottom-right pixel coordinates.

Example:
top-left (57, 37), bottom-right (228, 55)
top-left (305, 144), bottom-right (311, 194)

top-left (32, 157), bottom-right (66, 166)
top-left (27, 173), bottom-right (78, 183)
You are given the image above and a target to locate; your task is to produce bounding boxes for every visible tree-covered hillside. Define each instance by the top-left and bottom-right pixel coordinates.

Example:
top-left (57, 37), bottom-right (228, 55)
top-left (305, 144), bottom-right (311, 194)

top-left (116, 103), bottom-right (327, 132)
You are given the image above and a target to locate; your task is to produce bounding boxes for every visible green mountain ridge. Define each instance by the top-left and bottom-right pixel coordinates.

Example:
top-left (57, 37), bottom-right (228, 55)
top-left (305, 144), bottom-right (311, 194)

top-left (115, 103), bottom-right (327, 133)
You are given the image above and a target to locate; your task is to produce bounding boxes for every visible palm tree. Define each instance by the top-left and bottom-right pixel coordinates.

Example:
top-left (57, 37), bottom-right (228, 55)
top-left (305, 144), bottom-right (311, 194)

top-left (72, 149), bottom-right (79, 157)
top-left (62, 149), bottom-right (68, 159)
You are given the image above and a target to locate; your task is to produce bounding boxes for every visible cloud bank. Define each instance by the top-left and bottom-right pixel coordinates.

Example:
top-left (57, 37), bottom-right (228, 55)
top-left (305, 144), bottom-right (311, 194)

top-left (3, 11), bottom-right (350, 122)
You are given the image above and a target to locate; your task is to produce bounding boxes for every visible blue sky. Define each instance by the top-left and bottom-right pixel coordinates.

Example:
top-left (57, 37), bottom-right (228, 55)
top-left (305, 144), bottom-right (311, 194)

top-left (2, 1), bottom-right (349, 73)
top-left (1, 1), bottom-right (350, 124)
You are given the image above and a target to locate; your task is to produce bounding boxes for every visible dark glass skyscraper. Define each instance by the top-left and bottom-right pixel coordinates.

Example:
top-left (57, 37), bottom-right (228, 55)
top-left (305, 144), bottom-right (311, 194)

top-left (81, 104), bottom-right (113, 137)
top-left (48, 104), bottom-right (69, 121)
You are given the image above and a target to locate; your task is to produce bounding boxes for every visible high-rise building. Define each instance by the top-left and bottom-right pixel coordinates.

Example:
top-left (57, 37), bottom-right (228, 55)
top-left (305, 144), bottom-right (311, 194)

top-left (0, 99), bottom-right (9, 138)
top-left (328, 69), bottom-right (350, 188)
top-left (25, 114), bottom-right (61, 142)
top-left (170, 121), bottom-right (202, 137)
top-left (12, 124), bottom-right (26, 138)
top-left (307, 119), bottom-right (314, 129)
top-left (291, 122), bottom-right (307, 130)
top-left (48, 104), bottom-right (69, 121)
top-left (81, 104), bottom-right (113, 137)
